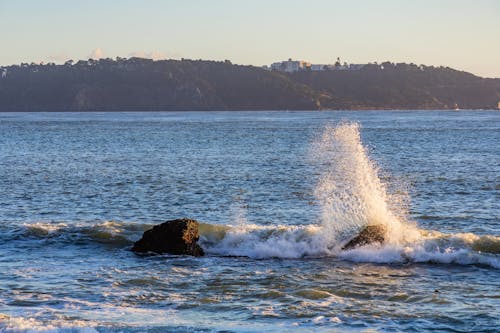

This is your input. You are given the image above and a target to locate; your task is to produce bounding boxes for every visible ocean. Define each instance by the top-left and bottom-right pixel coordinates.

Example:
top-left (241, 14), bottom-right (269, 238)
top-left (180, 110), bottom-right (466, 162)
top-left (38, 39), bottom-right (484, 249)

top-left (0, 111), bottom-right (498, 332)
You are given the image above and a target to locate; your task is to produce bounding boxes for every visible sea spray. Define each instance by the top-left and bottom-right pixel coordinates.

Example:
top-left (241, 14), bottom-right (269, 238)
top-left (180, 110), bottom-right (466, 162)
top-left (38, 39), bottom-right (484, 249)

top-left (310, 122), bottom-right (419, 246)
top-left (229, 194), bottom-right (249, 227)
top-left (199, 122), bottom-right (414, 257)
top-left (196, 123), bottom-right (498, 267)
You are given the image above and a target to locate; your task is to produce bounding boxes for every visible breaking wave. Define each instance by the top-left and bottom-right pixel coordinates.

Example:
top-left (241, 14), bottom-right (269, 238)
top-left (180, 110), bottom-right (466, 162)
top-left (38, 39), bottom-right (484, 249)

top-left (198, 222), bottom-right (500, 268)
top-left (1, 220), bottom-right (150, 247)
top-left (199, 122), bottom-right (499, 268)
top-left (7, 220), bottom-right (498, 268)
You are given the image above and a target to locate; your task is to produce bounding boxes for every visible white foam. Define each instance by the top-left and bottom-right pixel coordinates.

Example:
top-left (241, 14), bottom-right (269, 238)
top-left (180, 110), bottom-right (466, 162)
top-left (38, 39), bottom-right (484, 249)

top-left (201, 223), bottom-right (327, 258)
top-left (23, 222), bottom-right (68, 236)
top-left (0, 304), bottom-right (182, 332)
top-left (340, 235), bottom-right (500, 268)
top-left (1, 315), bottom-right (98, 333)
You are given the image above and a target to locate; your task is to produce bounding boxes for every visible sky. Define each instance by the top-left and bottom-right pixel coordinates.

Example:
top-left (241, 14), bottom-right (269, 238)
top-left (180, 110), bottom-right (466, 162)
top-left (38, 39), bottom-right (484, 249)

top-left (1, 0), bottom-right (499, 77)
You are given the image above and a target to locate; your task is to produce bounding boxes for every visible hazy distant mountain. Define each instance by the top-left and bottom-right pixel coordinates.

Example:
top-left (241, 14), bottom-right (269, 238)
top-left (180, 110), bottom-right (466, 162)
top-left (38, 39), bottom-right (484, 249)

top-left (0, 58), bottom-right (499, 111)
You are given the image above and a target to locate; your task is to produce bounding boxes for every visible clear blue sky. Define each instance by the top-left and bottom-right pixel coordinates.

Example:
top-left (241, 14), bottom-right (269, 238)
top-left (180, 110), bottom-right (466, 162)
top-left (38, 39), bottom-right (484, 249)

top-left (1, 0), bottom-right (499, 77)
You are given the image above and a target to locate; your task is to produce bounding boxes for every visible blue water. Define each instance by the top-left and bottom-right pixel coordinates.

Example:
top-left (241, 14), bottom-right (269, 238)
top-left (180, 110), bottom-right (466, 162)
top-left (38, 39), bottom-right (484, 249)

top-left (0, 111), bottom-right (498, 332)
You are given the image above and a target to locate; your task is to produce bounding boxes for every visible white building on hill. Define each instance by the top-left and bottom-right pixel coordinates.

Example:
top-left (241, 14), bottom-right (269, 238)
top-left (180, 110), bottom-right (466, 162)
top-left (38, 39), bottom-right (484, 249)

top-left (268, 58), bottom-right (364, 72)
top-left (270, 59), bottom-right (310, 72)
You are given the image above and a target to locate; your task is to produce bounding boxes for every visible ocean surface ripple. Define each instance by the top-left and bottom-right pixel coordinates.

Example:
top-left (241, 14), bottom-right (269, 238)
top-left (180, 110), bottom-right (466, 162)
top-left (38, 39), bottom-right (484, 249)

top-left (0, 111), bottom-right (498, 332)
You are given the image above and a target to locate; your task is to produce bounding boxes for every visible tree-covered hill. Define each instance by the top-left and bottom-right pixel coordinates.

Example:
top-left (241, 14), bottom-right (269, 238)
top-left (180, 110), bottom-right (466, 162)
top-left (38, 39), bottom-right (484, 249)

top-left (291, 62), bottom-right (500, 110)
top-left (0, 58), bottom-right (498, 111)
top-left (0, 58), bottom-right (319, 111)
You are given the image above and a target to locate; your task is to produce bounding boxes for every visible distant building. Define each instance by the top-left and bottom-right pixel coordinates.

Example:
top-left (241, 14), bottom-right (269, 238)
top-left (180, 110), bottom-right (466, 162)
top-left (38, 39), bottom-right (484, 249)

top-left (269, 58), bottom-right (365, 72)
top-left (271, 59), bottom-right (310, 72)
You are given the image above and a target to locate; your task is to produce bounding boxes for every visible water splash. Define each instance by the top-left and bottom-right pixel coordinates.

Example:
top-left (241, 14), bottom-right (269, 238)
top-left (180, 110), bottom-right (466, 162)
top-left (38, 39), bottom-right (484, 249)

top-left (201, 122), bottom-right (420, 257)
top-left (229, 194), bottom-right (248, 227)
top-left (310, 122), bottom-right (419, 246)
top-left (199, 122), bottom-right (499, 268)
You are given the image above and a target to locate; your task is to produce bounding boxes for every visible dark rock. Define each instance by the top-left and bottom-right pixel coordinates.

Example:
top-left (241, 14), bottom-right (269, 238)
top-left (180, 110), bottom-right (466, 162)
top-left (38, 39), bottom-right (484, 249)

top-left (342, 225), bottom-right (387, 250)
top-left (132, 219), bottom-right (204, 256)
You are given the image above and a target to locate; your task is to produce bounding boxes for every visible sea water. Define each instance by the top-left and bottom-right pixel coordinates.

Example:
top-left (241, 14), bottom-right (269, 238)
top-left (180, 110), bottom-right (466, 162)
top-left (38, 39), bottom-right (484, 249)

top-left (0, 111), bottom-right (498, 332)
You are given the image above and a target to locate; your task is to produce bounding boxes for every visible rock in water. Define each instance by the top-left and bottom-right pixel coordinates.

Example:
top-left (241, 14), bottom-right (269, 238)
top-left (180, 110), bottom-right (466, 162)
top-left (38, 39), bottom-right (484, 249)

top-left (132, 219), bottom-right (204, 256)
top-left (342, 225), bottom-right (387, 250)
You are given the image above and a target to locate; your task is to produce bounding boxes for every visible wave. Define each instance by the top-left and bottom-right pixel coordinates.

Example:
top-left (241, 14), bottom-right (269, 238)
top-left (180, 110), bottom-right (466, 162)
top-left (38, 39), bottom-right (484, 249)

top-left (198, 223), bottom-right (500, 268)
top-left (2, 220), bottom-right (150, 247)
top-left (199, 122), bottom-right (499, 268)
top-left (2, 123), bottom-right (498, 269)
top-left (340, 231), bottom-right (500, 268)
top-left (6, 220), bottom-right (499, 269)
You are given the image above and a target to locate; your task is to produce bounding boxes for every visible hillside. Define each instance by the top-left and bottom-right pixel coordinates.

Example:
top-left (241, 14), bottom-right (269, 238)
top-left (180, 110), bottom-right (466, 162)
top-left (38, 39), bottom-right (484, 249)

top-left (0, 58), bottom-right (499, 111)
top-left (291, 62), bottom-right (500, 110)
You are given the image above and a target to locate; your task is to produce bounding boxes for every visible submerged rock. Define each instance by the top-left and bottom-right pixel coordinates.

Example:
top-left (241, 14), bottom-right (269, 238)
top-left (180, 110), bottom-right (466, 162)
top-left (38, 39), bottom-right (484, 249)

top-left (132, 219), bottom-right (204, 256)
top-left (342, 225), bottom-right (387, 250)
